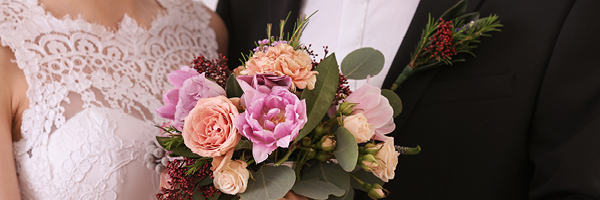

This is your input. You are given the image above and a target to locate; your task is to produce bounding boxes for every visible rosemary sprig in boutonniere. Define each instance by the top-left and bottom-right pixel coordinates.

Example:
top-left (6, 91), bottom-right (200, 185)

top-left (390, 0), bottom-right (503, 91)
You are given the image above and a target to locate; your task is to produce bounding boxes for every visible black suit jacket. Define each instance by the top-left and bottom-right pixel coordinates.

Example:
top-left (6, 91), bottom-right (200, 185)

top-left (217, 0), bottom-right (600, 199)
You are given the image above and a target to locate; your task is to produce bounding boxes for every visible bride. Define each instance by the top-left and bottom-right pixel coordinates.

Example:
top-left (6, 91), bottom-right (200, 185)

top-left (0, 0), bottom-right (227, 199)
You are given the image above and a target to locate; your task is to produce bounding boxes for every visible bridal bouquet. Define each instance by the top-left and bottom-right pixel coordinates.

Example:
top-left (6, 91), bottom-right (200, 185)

top-left (149, 1), bottom-right (500, 199)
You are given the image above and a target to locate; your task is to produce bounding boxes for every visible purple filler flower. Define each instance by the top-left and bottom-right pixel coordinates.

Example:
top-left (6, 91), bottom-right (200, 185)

top-left (233, 86), bottom-right (307, 164)
top-left (156, 66), bottom-right (226, 128)
top-left (237, 73), bottom-right (292, 94)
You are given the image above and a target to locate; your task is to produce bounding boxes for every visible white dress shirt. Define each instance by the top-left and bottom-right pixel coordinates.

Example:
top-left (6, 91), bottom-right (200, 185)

top-left (300, 0), bottom-right (420, 90)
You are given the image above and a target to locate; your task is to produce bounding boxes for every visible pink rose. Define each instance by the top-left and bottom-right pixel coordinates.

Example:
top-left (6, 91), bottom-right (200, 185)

top-left (241, 43), bottom-right (317, 90)
top-left (182, 96), bottom-right (240, 157)
top-left (344, 83), bottom-right (395, 141)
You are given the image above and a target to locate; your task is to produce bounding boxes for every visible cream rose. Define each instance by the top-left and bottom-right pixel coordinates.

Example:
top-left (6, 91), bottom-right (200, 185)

top-left (343, 113), bottom-right (375, 143)
top-left (241, 43), bottom-right (317, 90)
top-left (182, 96), bottom-right (240, 157)
top-left (212, 157), bottom-right (250, 195)
top-left (370, 138), bottom-right (400, 182)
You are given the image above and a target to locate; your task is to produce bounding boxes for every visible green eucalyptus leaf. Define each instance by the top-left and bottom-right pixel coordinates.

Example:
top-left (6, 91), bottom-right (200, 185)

top-left (329, 185), bottom-right (354, 200)
top-left (240, 165), bottom-right (296, 200)
top-left (226, 74), bottom-right (244, 98)
top-left (350, 169), bottom-right (385, 192)
top-left (217, 194), bottom-right (239, 200)
top-left (440, 0), bottom-right (467, 21)
top-left (340, 48), bottom-right (385, 80)
top-left (198, 177), bottom-right (213, 186)
top-left (205, 192), bottom-right (221, 200)
top-left (292, 178), bottom-right (345, 199)
top-left (380, 89), bottom-right (403, 118)
top-left (303, 162), bottom-right (350, 193)
top-left (333, 127), bottom-right (359, 172)
top-left (297, 54), bottom-right (340, 142)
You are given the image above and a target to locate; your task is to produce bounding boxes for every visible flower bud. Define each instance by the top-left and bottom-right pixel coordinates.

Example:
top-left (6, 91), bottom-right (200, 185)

top-left (367, 183), bottom-right (386, 199)
top-left (302, 137), bottom-right (312, 147)
top-left (339, 102), bottom-right (356, 116)
top-left (320, 136), bottom-right (336, 151)
top-left (313, 125), bottom-right (329, 138)
top-left (316, 151), bottom-right (330, 162)
top-left (306, 149), bottom-right (316, 160)
top-left (360, 154), bottom-right (379, 172)
top-left (365, 143), bottom-right (382, 155)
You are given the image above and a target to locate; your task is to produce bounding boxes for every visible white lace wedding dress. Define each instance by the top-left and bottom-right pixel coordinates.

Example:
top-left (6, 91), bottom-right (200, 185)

top-left (0, 0), bottom-right (219, 199)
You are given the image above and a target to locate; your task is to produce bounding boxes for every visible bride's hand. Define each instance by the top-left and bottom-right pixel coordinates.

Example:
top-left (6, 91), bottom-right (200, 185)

top-left (279, 191), bottom-right (309, 200)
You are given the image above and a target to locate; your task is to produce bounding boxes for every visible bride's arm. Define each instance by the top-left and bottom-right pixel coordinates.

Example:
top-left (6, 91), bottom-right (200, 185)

top-left (0, 46), bottom-right (26, 200)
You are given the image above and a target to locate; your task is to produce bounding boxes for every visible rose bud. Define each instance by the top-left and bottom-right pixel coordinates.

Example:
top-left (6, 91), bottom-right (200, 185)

top-left (319, 136), bottom-right (336, 151)
top-left (360, 154), bottom-right (379, 172)
top-left (367, 183), bottom-right (386, 199)
top-left (338, 102), bottom-right (357, 116)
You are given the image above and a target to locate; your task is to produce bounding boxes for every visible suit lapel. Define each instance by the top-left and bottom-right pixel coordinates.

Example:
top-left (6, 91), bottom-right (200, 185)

top-left (382, 0), bottom-right (483, 133)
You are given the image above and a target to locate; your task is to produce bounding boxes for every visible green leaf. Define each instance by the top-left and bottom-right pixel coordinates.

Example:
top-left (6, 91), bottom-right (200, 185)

top-left (291, 178), bottom-right (345, 199)
top-left (205, 192), bottom-right (221, 200)
top-left (169, 143), bottom-right (200, 158)
top-left (302, 162), bottom-right (350, 193)
top-left (350, 169), bottom-right (385, 192)
top-left (235, 140), bottom-right (252, 150)
top-left (329, 185), bottom-right (354, 200)
top-left (226, 74), bottom-right (244, 98)
top-left (340, 48), bottom-right (385, 80)
top-left (297, 54), bottom-right (340, 142)
top-left (333, 127), bottom-right (359, 172)
top-left (380, 89), bottom-right (403, 118)
top-left (240, 165), bottom-right (296, 200)
top-left (440, 0), bottom-right (467, 21)
top-left (217, 194), bottom-right (239, 200)
top-left (156, 136), bottom-right (200, 158)
top-left (197, 177), bottom-right (213, 186)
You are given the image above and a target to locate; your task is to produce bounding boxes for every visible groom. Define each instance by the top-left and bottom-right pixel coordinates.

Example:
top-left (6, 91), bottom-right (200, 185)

top-left (216, 0), bottom-right (600, 199)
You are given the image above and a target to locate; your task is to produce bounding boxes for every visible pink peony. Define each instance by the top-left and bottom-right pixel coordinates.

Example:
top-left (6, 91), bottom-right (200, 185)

top-left (182, 96), bottom-right (240, 157)
top-left (156, 66), bottom-right (226, 128)
top-left (241, 43), bottom-right (317, 90)
top-left (234, 83), bottom-right (307, 164)
top-left (344, 83), bottom-right (395, 141)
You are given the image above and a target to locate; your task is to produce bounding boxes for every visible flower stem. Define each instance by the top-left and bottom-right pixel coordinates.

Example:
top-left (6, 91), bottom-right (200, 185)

top-left (349, 174), bottom-right (365, 185)
top-left (275, 142), bottom-right (298, 166)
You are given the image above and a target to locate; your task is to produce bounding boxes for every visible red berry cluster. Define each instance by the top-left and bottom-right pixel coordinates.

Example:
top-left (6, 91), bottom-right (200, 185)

top-left (156, 158), bottom-right (214, 200)
top-left (192, 54), bottom-right (231, 88)
top-left (334, 72), bottom-right (352, 105)
top-left (425, 18), bottom-right (456, 60)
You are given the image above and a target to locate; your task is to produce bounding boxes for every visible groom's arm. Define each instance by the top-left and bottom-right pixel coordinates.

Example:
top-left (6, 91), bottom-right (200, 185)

top-left (528, 0), bottom-right (600, 199)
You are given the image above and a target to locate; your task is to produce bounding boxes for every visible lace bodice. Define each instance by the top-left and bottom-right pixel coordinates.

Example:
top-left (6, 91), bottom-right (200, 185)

top-left (0, 0), bottom-right (219, 199)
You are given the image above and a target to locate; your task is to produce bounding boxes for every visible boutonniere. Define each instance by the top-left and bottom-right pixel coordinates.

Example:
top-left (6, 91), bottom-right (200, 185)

top-left (391, 0), bottom-right (503, 91)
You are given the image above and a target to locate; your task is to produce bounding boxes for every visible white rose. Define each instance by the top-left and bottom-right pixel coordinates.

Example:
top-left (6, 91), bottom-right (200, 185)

top-left (371, 137), bottom-right (400, 182)
top-left (343, 113), bottom-right (375, 143)
top-left (213, 159), bottom-right (250, 195)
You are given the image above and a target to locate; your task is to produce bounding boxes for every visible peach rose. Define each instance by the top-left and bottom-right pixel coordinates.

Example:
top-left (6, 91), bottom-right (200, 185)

top-left (211, 151), bottom-right (250, 195)
top-left (343, 113), bottom-right (375, 143)
top-left (370, 138), bottom-right (400, 182)
top-left (241, 43), bottom-right (317, 90)
top-left (182, 96), bottom-right (240, 157)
